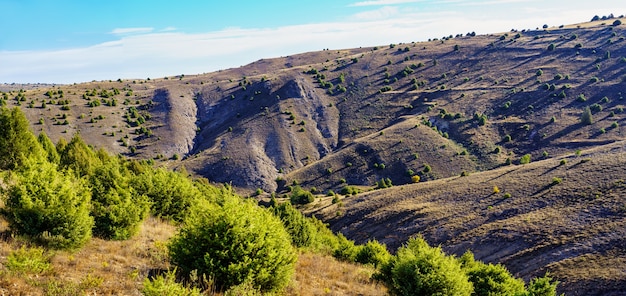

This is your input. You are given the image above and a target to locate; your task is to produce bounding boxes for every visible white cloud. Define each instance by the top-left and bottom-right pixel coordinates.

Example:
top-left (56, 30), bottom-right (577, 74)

top-left (109, 27), bottom-right (154, 35)
top-left (351, 6), bottom-right (400, 20)
top-left (2, 1), bottom-right (626, 84)
top-left (350, 0), bottom-right (423, 6)
top-left (161, 27), bottom-right (177, 32)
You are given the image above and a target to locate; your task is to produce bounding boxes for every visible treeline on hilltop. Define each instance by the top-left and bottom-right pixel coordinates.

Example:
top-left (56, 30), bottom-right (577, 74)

top-left (0, 106), bottom-right (560, 295)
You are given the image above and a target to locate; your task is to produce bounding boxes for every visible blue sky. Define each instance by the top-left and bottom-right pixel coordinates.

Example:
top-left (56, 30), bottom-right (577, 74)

top-left (1, 0), bottom-right (625, 83)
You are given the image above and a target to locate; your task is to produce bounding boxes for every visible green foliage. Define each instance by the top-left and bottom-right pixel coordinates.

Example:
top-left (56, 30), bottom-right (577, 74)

top-left (459, 251), bottom-right (525, 296)
top-left (272, 202), bottom-right (316, 248)
top-left (58, 134), bottom-right (101, 177)
top-left (38, 132), bottom-right (60, 164)
top-left (377, 236), bottom-right (473, 296)
top-left (340, 185), bottom-right (360, 196)
top-left (131, 168), bottom-right (203, 222)
top-left (142, 269), bottom-right (201, 296)
top-left (524, 273), bottom-right (559, 296)
top-left (547, 43), bottom-right (556, 51)
top-left (168, 197), bottom-right (297, 292)
top-left (89, 160), bottom-right (150, 240)
top-left (581, 107), bottom-right (593, 125)
top-left (289, 185), bottom-right (315, 204)
top-left (0, 107), bottom-right (45, 170)
top-left (589, 103), bottom-right (602, 113)
top-left (2, 160), bottom-right (93, 249)
top-left (376, 178), bottom-right (393, 189)
top-left (520, 154), bottom-right (531, 164)
top-left (355, 240), bottom-right (391, 268)
top-left (6, 246), bottom-right (52, 274)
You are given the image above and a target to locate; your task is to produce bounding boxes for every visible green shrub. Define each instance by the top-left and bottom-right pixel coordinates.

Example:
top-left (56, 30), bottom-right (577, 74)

top-left (376, 178), bottom-right (393, 189)
top-left (581, 107), bottom-right (593, 125)
top-left (590, 103), bottom-right (602, 113)
top-left (142, 269), bottom-right (201, 296)
top-left (377, 236), bottom-right (473, 296)
top-left (459, 251), bottom-right (525, 296)
top-left (355, 240), bottom-right (391, 268)
top-left (289, 185), bottom-right (315, 204)
top-left (0, 107), bottom-right (45, 170)
top-left (332, 234), bottom-right (361, 262)
top-left (58, 134), bottom-right (101, 177)
top-left (2, 160), bottom-right (93, 249)
top-left (525, 273), bottom-right (559, 296)
top-left (89, 161), bottom-right (150, 240)
top-left (272, 202), bottom-right (316, 248)
top-left (340, 185), bottom-right (360, 195)
top-left (519, 154), bottom-right (531, 164)
top-left (131, 168), bottom-right (202, 221)
top-left (6, 246), bottom-right (52, 274)
top-left (551, 177), bottom-right (562, 185)
top-left (168, 197), bottom-right (296, 292)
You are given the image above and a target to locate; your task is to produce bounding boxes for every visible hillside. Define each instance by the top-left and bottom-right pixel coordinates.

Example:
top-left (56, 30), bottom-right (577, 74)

top-left (2, 16), bottom-right (626, 295)
top-left (309, 141), bottom-right (626, 295)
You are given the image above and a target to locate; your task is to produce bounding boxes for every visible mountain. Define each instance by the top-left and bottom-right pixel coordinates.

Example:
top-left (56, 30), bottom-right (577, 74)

top-left (2, 17), bottom-right (626, 295)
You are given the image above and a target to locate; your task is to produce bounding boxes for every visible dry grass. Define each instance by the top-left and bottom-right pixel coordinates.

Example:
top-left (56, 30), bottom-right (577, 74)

top-left (287, 252), bottom-right (387, 296)
top-left (0, 216), bottom-right (389, 295)
top-left (0, 216), bottom-right (175, 295)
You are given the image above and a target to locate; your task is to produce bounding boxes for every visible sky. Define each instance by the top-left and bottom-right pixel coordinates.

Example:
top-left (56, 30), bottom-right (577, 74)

top-left (1, 0), bottom-right (625, 84)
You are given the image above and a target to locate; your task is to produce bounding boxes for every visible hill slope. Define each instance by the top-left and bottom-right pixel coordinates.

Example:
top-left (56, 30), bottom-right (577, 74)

top-left (310, 141), bottom-right (626, 295)
top-left (2, 17), bottom-right (626, 295)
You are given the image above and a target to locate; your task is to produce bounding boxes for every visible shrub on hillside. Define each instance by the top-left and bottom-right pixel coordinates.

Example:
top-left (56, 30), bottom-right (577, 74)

top-left (168, 197), bottom-right (296, 292)
top-left (89, 161), bottom-right (150, 240)
top-left (459, 251), bottom-right (525, 295)
top-left (520, 154), bottom-right (532, 164)
top-left (289, 185), bottom-right (315, 204)
top-left (355, 240), bottom-right (391, 268)
top-left (142, 269), bottom-right (201, 296)
top-left (2, 160), bottom-right (93, 249)
top-left (340, 185), bottom-right (361, 196)
top-left (272, 202), bottom-right (316, 247)
top-left (581, 107), bottom-right (593, 125)
top-left (6, 246), bottom-right (52, 274)
top-left (0, 107), bottom-right (45, 170)
top-left (131, 168), bottom-right (202, 222)
top-left (58, 134), bottom-right (101, 177)
top-left (376, 236), bottom-right (473, 296)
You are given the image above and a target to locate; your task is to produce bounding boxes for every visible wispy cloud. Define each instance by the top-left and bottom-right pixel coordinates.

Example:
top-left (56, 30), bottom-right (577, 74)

top-left (1, 1), bottom-right (623, 84)
top-left (350, 0), bottom-right (423, 7)
top-left (351, 6), bottom-right (400, 20)
top-left (109, 27), bottom-right (154, 35)
top-left (161, 27), bottom-right (177, 32)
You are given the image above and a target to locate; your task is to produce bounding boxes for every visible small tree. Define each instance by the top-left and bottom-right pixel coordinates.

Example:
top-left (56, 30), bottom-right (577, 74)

top-left (89, 161), bottom-right (150, 240)
top-left (520, 154), bottom-right (532, 164)
top-left (289, 185), bottom-right (315, 204)
top-left (2, 160), bottom-right (93, 249)
top-left (377, 236), bottom-right (473, 296)
top-left (581, 106), bottom-right (593, 125)
top-left (0, 107), bottom-right (45, 170)
top-left (169, 197), bottom-right (297, 292)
